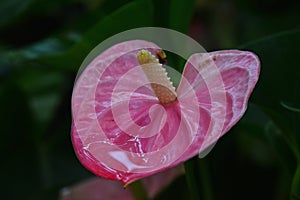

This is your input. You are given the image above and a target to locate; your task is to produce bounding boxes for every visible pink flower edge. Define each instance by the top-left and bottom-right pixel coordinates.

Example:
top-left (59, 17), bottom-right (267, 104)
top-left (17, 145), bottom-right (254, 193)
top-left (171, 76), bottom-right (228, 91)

top-left (59, 165), bottom-right (184, 200)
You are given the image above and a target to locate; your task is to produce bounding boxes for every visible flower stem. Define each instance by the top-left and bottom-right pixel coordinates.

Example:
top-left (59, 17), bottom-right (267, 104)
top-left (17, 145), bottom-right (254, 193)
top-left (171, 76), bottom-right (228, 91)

top-left (288, 107), bottom-right (300, 199)
top-left (198, 158), bottom-right (214, 200)
top-left (129, 180), bottom-right (148, 200)
top-left (184, 157), bottom-right (201, 200)
top-left (291, 164), bottom-right (300, 200)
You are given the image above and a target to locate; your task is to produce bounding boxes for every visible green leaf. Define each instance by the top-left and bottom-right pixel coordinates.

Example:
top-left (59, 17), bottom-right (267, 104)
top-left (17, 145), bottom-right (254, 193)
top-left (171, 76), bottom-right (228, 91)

top-left (16, 37), bottom-right (73, 59)
top-left (0, 0), bottom-right (32, 27)
top-left (281, 101), bottom-right (300, 113)
top-left (240, 29), bottom-right (300, 114)
top-left (0, 82), bottom-right (39, 199)
top-left (152, 0), bottom-right (171, 28)
top-left (0, 36), bottom-right (74, 77)
top-left (240, 29), bottom-right (300, 147)
top-left (169, 0), bottom-right (196, 34)
top-left (238, 104), bottom-right (296, 174)
top-left (0, 68), bottom-right (89, 200)
top-left (235, 105), bottom-right (296, 197)
top-left (291, 164), bottom-right (300, 200)
top-left (167, 0), bottom-right (195, 72)
top-left (265, 122), bottom-right (297, 175)
top-left (16, 69), bottom-right (66, 126)
top-left (38, 0), bottom-right (154, 71)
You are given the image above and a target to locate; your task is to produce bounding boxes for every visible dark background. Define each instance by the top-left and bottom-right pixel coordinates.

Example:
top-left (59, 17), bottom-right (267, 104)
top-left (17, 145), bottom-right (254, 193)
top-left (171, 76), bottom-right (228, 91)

top-left (1, 0), bottom-right (300, 199)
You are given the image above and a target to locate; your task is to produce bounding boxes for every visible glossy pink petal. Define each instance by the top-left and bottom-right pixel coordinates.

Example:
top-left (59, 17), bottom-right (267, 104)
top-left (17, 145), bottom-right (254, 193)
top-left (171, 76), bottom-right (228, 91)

top-left (71, 40), bottom-right (260, 185)
top-left (173, 50), bottom-right (260, 165)
top-left (59, 178), bottom-right (133, 200)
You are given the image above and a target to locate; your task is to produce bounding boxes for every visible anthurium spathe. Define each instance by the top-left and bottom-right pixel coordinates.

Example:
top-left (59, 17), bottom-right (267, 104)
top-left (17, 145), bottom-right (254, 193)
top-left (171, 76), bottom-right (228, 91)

top-left (71, 40), bottom-right (260, 185)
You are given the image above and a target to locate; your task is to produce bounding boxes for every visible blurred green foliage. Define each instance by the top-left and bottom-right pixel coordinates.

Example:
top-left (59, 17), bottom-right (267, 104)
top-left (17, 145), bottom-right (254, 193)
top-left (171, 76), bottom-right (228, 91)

top-left (0, 0), bottom-right (300, 199)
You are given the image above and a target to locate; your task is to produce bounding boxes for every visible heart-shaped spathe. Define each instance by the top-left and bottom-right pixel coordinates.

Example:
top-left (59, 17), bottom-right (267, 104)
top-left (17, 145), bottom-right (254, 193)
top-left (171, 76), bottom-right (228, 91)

top-left (71, 40), bottom-right (260, 185)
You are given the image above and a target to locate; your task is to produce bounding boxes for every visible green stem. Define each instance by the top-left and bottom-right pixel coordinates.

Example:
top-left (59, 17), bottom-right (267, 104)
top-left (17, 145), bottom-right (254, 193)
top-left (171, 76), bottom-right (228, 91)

top-left (289, 105), bottom-right (300, 200)
top-left (198, 159), bottom-right (214, 200)
top-left (291, 164), bottom-right (300, 200)
top-left (184, 157), bottom-right (201, 200)
top-left (129, 180), bottom-right (148, 200)
top-left (293, 112), bottom-right (300, 159)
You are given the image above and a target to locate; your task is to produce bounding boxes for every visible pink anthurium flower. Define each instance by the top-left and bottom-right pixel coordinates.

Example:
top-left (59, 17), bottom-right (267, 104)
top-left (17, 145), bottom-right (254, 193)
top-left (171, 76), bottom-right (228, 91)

top-left (71, 40), bottom-right (260, 185)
